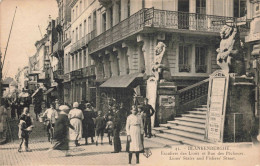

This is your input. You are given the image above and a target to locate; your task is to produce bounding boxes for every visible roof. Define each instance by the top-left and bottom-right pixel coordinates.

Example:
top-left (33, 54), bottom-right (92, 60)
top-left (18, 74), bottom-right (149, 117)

top-left (100, 73), bottom-right (143, 88)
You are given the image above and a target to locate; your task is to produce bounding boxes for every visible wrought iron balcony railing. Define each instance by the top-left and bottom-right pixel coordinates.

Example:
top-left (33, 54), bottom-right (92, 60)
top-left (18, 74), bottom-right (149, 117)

top-left (53, 41), bottom-right (62, 54)
top-left (53, 69), bottom-right (64, 80)
top-left (88, 8), bottom-right (250, 54)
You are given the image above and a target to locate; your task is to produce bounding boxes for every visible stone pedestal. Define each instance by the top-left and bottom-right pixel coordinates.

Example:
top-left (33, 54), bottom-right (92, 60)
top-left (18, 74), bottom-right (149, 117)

top-left (224, 76), bottom-right (255, 142)
top-left (156, 82), bottom-right (177, 125)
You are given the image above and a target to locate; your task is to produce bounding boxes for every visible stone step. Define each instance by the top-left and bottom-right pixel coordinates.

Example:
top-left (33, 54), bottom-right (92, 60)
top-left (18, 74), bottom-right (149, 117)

top-left (159, 124), bottom-right (205, 135)
top-left (193, 107), bottom-right (208, 112)
top-left (168, 120), bottom-right (206, 129)
top-left (187, 110), bottom-right (207, 115)
top-left (155, 133), bottom-right (209, 146)
top-left (182, 114), bottom-right (206, 119)
top-left (174, 117), bottom-right (206, 124)
top-left (163, 129), bottom-right (205, 141)
top-left (193, 107), bottom-right (208, 111)
top-left (201, 105), bottom-right (207, 108)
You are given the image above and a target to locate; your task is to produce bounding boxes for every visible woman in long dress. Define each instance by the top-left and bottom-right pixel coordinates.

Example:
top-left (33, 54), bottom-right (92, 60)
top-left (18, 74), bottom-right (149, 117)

top-left (49, 105), bottom-right (74, 157)
top-left (126, 106), bottom-right (144, 164)
top-left (82, 103), bottom-right (95, 145)
top-left (68, 102), bottom-right (84, 146)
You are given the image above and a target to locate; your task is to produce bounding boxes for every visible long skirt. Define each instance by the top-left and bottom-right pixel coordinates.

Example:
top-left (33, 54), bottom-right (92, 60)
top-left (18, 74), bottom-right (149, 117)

top-left (129, 125), bottom-right (143, 152)
top-left (69, 119), bottom-right (82, 140)
top-left (53, 138), bottom-right (69, 151)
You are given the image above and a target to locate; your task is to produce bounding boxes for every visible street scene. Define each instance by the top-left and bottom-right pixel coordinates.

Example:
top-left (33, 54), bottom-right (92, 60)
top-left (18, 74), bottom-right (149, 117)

top-left (1, 0), bottom-right (260, 165)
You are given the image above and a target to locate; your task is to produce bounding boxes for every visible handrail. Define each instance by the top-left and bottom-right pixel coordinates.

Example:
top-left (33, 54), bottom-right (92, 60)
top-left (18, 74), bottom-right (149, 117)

top-left (178, 78), bottom-right (209, 93)
top-left (178, 78), bottom-right (209, 106)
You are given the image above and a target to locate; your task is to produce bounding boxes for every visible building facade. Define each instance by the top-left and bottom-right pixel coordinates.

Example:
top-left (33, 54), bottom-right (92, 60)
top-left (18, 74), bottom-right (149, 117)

top-left (51, 0), bottom-right (254, 115)
top-left (76, 0), bottom-right (252, 113)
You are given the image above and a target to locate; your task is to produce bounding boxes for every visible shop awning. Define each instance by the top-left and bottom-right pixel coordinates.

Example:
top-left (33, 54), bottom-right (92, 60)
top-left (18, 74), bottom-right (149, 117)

top-left (44, 88), bottom-right (54, 95)
top-left (100, 73), bottom-right (143, 88)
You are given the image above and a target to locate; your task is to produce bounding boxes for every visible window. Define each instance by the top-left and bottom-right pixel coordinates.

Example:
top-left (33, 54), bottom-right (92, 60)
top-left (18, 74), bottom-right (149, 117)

top-left (127, 0), bottom-right (130, 18)
top-left (72, 30), bottom-right (74, 43)
top-left (68, 55), bottom-right (71, 72)
top-left (84, 50), bottom-right (87, 67)
top-left (76, 5), bottom-right (78, 18)
top-left (110, 7), bottom-right (113, 27)
top-left (80, 1), bottom-right (82, 14)
top-left (84, 20), bottom-right (86, 36)
top-left (196, 0), bottom-right (206, 14)
top-left (76, 28), bottom-right (78, 41)
top-left (72, 56), bottom-right (74, 70)
top-left (72, 9), bottom-right (74, 21)
top-left (195, 46), bottom-right (207, 73)
top-left (178, 45), bottom-right (190, 72)
top-left (234, 0), bottom-right (247, 17)
top-left (93, 11), bottom-right (97, 33)
top-left (79, 52), bottom-right (82, 68)
top-left (102, 13), bottom-right (107, 32)
top-left (79, 24), bottom-right (82, 39)
top-left (117, 1), bottom-right (121, 22)
top-left (88, 16), bottom-right (92, 33)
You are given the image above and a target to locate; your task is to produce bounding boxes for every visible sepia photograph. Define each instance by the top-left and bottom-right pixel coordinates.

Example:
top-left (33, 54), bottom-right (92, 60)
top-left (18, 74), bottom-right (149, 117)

top-left (0, 0), bottom-right (260, 165)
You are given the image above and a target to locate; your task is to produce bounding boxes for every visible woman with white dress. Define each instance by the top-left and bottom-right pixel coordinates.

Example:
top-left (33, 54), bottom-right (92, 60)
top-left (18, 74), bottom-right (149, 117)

top-left (68, 102), bottom-right (84, 146)
top-left (126, 106), bottom-right (144, 164)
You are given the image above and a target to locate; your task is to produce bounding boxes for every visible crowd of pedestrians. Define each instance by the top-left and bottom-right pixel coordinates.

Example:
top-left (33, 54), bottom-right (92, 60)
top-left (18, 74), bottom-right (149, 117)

top-left (13, 97), bottom-right (155, 165)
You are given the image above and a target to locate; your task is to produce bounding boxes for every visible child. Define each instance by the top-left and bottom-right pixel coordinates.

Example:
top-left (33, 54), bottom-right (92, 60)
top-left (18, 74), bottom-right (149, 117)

top-left (105, 115), bottom-right (113, 145)
top-left (95, 111), bottom-right (105, 146)
top-left (18, 116), bottom-right (30, 152)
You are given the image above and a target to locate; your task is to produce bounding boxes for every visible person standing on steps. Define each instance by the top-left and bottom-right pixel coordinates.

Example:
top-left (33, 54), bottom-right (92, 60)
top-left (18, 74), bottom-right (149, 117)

top-left (68, 102), bottom-right (84, 146)
top-left (142, 98), bottom-right (155, 138)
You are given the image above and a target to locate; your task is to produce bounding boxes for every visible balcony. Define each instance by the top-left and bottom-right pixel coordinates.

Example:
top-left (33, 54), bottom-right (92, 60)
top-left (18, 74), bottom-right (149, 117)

top-left (88, 8), bottom-right (250, 54)
top-left (53, 41), bottom-right (62, 54)
top-left (53, 69), bottom-right (64, 80)
top-left (82, 65), bottom-right (96, 77)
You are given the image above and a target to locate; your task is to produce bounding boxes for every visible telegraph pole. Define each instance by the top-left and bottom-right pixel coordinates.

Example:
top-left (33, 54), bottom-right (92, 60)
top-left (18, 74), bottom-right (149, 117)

top-left (0, 7), bottom-right (17, 106)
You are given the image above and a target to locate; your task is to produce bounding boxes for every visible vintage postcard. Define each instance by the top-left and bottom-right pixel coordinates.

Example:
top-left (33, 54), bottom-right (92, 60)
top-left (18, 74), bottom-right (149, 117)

top-left (0, 0), bottom-right (260, 165)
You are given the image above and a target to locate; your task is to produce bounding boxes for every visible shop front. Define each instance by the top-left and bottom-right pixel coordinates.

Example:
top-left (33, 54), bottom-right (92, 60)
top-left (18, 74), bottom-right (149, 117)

top-left (97, 73), bottom-right (145, 116)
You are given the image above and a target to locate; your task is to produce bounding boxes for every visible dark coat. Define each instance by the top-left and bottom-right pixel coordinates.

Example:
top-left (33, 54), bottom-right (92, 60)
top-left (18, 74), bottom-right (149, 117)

top-left (82, 109), bottom-right (95, 138)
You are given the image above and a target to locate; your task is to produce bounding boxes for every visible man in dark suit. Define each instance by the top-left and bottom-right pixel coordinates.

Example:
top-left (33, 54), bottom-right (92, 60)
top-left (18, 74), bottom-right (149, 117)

top-left (112, 106), bottom-right (122, 153)
top-left (142, 98), bottom-right (155, 138)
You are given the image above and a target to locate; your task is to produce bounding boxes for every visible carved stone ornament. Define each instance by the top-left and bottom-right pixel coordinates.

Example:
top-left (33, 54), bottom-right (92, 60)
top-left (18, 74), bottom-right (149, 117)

top-left (152, 42), bottom-right (166, 81)
top-left (216, 25), bottom-right (245, 75)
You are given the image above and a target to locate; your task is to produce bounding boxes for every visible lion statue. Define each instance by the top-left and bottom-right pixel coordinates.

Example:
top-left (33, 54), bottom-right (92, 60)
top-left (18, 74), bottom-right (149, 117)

top-left (216, 25), bottom-right (245, 75)
top-left (152, 42), bottom-right (171, 81)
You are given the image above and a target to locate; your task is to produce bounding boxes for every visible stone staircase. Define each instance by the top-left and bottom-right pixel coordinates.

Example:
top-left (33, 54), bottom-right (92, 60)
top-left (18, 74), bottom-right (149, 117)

top-left (149, 105), bottom-right (213, 147)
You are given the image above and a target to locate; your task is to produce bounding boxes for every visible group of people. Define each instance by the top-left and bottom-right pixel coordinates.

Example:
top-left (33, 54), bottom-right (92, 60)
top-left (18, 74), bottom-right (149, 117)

top-left (9, 98), bottom-right (31, 120)
top-left (17, 97), bottom-right (155, 165)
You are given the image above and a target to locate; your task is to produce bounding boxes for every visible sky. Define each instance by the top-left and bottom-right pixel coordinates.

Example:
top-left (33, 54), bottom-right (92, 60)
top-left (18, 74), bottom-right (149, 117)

top-left (0, 0), bottom-right (58, 79)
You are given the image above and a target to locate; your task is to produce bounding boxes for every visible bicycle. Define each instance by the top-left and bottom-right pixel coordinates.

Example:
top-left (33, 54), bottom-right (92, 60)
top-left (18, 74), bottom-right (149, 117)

top-left (45, 119), bottom-right (55, 144)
